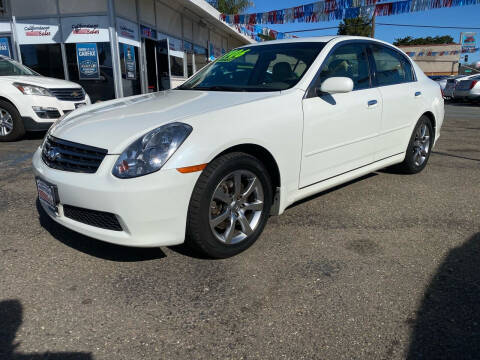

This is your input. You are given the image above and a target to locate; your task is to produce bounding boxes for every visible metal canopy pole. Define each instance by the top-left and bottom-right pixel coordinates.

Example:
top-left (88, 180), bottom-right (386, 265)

top-left (108, 0), bottom-right (123, 99)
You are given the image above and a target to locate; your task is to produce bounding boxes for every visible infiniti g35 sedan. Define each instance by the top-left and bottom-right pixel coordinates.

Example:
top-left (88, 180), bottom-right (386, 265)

top-left (33, 36), bottom-right (444, 258)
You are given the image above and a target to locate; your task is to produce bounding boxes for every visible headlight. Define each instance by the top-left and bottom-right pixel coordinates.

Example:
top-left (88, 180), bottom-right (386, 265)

top-left (112, 122), bottom-right (192, 179)
top-left (13, 82), bottom-right (53, 96)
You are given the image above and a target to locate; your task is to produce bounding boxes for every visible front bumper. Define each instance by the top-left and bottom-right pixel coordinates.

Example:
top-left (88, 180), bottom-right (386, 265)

top-left (19, 94), bottom-right (91, 130)
top-left (32, 148), bottom-right (200, 247)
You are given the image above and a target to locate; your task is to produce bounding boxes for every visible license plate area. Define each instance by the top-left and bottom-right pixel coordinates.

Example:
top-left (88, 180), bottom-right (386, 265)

top-left (36, 177), bottom-right (59, 215)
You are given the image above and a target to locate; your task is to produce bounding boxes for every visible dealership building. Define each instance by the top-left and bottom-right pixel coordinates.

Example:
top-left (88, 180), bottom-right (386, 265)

top-left (0, 0), bottom-right (253, 102)
top-left (398, 43), bottom-right (462, 76)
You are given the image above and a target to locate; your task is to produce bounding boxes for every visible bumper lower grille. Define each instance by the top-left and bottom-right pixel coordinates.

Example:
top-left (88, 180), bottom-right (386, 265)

top-left (42, 136), bottom-right (107, 174)
top-left (49, 88), bottom-right (85, 102)
top-left (63, 205), bottom-right (123, 231)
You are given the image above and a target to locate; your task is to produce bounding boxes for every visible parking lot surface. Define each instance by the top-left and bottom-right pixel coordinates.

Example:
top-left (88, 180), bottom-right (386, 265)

top-left (1, 104), bottom-right (479, 360)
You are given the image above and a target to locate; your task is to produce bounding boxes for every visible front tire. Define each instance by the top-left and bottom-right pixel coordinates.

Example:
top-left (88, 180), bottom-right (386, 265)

top-left (186, 152), bottom-right (272, 258)
top-left (0, 100), bottom-right (25, 142)
top-left (396, 116), bottom-right (434, 174)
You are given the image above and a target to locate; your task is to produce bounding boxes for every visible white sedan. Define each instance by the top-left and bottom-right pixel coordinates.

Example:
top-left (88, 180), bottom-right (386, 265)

top-left (33, 36), bottom-right (444, 258)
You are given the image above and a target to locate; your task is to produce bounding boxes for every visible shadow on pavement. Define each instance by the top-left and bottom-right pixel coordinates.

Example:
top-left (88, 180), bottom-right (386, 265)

top-left (432, 151), bottom-right (480, 162)
top-left (0, 299), bottom-right (92, 360)
top-left (37, 199), bottom-right (166, 262)
top-left (407, 232), bottom-right (480, 359)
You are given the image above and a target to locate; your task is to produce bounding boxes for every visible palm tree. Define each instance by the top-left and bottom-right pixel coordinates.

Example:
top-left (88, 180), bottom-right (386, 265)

top-left (216, 0), bottom-right (253, 14)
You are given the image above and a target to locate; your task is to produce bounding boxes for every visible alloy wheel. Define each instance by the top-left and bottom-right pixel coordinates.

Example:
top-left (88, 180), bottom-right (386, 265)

top-left (209, 170), bottom-right (264, 245)
top-left (412, 124), bottom-right (430, 166)
top-left (0, 108), bottom-right (13, 137)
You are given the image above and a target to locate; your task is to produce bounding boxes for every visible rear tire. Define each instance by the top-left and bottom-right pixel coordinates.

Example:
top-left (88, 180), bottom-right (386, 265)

top-left (0, 100), bottom-right (25, 142)
top-left (395, 115), bottom-right (434, 174)
top-left (186, 152), bottom-right (272, 258)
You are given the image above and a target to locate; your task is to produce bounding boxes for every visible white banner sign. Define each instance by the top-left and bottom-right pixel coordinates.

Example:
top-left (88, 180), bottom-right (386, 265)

top-left (0, 21), bottom-right (11, 33)
top-left (62, 16), bottom-right (110, 43)
top-left (15, 18), bottom-right (60, 44)
top-left (116, 17), bottom-right (139, 47)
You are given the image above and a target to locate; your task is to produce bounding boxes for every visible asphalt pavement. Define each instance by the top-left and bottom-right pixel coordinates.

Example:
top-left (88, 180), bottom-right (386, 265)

top-left (0, 104), bottom-right (479, 360)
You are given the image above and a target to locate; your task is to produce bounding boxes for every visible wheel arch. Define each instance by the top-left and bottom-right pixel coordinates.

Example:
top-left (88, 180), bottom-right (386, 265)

top-left (0, 95), bottom-right (19, 110)
top-left (214, 143), bottom-right (282, 214)
top-left (422, 111), bottom-right (436, 136)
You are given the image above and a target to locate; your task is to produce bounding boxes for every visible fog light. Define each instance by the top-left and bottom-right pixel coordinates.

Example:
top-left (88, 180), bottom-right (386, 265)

top-left (32, 106), bottom-right (61, 119)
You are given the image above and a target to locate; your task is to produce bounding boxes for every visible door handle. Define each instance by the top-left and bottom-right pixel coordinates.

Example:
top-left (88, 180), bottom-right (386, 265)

top-left (415, 91), bottom-right (422, 97)
top-left (367, 99), bottom-right (378, 107)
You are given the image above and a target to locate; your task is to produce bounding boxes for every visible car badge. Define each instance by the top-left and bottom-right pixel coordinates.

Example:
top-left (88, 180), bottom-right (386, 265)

top-left (46, 147), bottom-right (61, 161)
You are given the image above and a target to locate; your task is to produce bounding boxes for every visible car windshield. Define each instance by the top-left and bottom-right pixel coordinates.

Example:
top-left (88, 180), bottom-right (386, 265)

top-left (0, 58), bottom-right (39, 76)
top-left (178, 42), bottom-right (326, 92)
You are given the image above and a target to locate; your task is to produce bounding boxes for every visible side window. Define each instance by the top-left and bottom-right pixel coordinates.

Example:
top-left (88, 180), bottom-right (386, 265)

top-left (371, 45), bottom-right (413, 86)
top-left (318, 43), bottom-right (371, 90)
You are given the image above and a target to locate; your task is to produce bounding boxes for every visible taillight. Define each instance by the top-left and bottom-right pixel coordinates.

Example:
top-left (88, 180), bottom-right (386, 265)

top-left (469, 80), bottom-right (478, 90)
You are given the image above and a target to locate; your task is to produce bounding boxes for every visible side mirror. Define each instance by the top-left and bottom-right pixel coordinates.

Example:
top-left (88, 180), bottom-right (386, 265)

top-left (319, 77), bottom-right (354, 94)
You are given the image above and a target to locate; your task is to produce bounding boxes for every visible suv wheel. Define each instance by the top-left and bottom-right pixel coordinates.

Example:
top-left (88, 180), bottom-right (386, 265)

top-left (0, 100), bottom-right (25, 142)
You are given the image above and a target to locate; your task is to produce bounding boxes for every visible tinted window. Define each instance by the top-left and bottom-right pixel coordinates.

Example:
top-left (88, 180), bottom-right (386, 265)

top-left (371, 45), bottom-right (414, 86)
top-left (66, 42), bottom-right (115, 103)
top-left (20, 44), bottom-right (65, 79)
top-left (318, 43), bottom-right (370, 90)
top-left (0, 58), bottom-right (38, 76)
top-left (179, 42), bottom-right (326, 92)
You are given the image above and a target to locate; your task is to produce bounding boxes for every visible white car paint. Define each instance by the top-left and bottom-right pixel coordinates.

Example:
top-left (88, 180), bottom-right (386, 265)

top-left (0, 56), bottom-right (91, 134)
top-left (32, 36), bottom-right (444, 248)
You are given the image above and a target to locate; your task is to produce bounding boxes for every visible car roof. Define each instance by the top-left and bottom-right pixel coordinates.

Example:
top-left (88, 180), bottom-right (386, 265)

top-left (240, 35), bottom-right (395, 48)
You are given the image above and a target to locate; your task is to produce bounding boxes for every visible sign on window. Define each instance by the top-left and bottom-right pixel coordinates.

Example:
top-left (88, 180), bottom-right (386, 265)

top-left (0, 37), bottom-right (11, 57)
top-left (123, 44), bottom-right (136, 80)
top-left (76, 43), bottom-right (100, 80)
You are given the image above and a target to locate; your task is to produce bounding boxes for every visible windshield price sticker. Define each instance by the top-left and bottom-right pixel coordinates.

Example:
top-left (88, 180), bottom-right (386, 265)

top-left (217, 49), bottom-right (251, 63)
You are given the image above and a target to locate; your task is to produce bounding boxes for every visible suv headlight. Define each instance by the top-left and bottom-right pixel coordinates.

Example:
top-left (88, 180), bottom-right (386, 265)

top-left (112, 122), bottom-right (192, 179)
top-left (13, 83), bottom-right (53, 96)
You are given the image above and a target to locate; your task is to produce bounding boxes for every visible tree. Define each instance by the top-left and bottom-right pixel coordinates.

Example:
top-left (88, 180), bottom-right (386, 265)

top-left (393, 35), bottom-right (454, 46)
top-left (337, 16), bottom-right (372, 37)
top-left (216, 0), bottom-right (253, 14)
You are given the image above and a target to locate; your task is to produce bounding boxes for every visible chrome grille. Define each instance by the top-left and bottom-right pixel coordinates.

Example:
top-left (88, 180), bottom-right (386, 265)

top-left (49, 88), bottom-right (85, 102)
top-left (42, 136), bottom-right (107, 174)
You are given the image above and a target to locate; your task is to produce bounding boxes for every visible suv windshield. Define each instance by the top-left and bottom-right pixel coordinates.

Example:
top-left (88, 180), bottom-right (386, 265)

top-left (178, 42), bottom-right (326, 92)
top-left (0, 57), bottom-right (39, 76)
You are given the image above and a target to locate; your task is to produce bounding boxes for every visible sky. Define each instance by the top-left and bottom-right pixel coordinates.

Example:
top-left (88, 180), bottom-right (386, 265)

top-left (244, 0), bottom-right (480, 63)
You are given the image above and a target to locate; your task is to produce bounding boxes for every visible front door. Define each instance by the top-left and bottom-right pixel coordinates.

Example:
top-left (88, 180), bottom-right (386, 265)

top-left (300, 43), bottom-right (382, 188)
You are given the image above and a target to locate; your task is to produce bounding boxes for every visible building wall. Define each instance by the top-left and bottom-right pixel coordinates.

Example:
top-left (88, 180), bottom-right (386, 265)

top-left (399, 43), bottom-right (462, 75)
top-left (3, 0), bottom-right (252, 99)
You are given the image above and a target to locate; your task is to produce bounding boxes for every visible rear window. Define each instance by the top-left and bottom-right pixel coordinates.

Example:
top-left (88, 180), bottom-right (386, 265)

top-left (371, 45), bottom-right (414, 86)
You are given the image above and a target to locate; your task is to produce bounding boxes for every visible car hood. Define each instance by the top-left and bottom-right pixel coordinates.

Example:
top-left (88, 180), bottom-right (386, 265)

top-left (50, 90), bottom-right (277, 153)
top-left (0, 75), bottom-right (81, 88)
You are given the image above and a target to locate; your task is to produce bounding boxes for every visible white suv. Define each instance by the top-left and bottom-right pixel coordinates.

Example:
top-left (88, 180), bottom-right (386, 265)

top-left (0, 55), bottom-right (91, 141)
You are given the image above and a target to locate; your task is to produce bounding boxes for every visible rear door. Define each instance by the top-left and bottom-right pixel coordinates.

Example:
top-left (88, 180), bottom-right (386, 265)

top-left (368, 44), bottom-right (423, 160)
top-left (300, 42), bottom-right (382, 188)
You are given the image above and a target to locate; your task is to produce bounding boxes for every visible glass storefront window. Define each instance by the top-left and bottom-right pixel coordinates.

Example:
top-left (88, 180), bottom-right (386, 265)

top-left (20, 44), bottom-right (65, 79)
top-left (66, 42), bottom-right (115, 103)
top-left (169, 55), bottom-right (184, 77)
top-left (119, 43), bottom-right (141, 97)
top-left (194, 45), bottom-right (207, 73)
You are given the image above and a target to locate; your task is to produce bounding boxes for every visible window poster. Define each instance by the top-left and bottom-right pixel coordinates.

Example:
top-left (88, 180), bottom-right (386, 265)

top-left (76, 43), bottom-right (100, 80)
